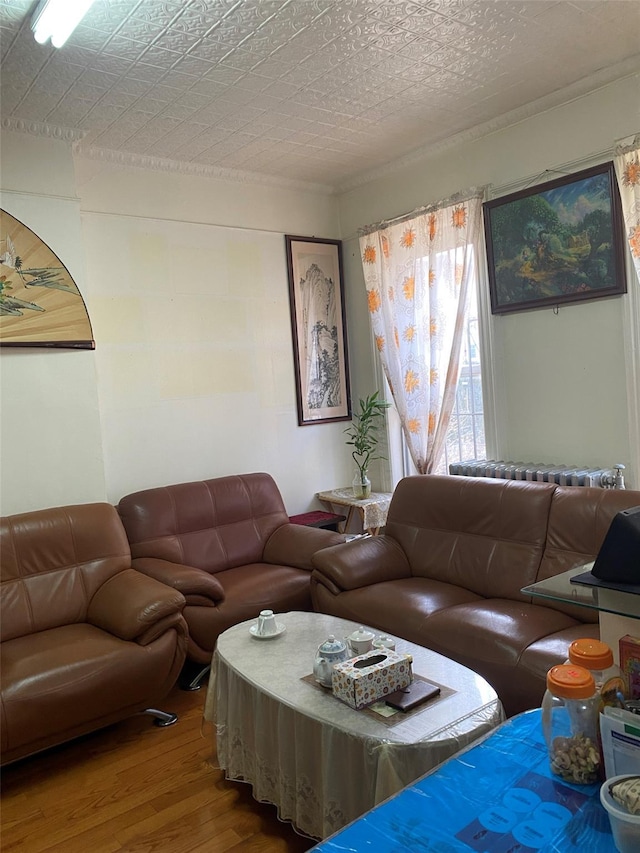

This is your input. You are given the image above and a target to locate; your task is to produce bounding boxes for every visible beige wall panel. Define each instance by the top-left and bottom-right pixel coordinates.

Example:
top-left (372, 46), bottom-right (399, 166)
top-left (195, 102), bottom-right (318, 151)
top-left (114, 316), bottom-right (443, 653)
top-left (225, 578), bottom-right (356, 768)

top-left (90, 296), bottom-right (143, 344)
top-left (157, 348), bottom-right (254, 398)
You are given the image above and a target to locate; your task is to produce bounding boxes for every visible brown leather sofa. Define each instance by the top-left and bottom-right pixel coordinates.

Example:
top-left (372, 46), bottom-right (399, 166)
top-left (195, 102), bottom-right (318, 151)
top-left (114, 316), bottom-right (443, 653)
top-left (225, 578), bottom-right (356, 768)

top-left (1, 502), bottom-right (188, 766)
top-left (117, 472), bottom-right (345, 684)
top-left (311, 474), bottom-right (640, 717)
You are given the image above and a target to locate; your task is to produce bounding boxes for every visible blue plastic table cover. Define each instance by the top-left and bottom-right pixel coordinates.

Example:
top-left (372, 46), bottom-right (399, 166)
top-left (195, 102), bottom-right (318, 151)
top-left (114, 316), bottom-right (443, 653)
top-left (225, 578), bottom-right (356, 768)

top-left (311, 708), bottom-right (616, 853)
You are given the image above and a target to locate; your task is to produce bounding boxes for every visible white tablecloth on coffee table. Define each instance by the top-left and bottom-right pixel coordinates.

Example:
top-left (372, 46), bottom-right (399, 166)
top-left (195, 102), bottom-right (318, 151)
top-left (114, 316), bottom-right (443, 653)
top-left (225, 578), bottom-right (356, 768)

top-left (203, 611), bottom-right (504, 839)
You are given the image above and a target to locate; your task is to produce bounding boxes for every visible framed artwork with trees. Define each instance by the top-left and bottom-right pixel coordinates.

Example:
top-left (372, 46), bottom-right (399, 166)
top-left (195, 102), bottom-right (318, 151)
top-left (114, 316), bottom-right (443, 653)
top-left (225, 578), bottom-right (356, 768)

top-left (483, 161), bottom-right (627, 314)
top-left (285, 235), bottom-right (351, 426)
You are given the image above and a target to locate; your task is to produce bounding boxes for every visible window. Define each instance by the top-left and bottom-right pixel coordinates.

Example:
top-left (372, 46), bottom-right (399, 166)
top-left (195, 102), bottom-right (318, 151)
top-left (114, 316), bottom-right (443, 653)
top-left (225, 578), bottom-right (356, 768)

top-left (436, 279), bottom-right (486, 474)
top-left (395, 267), bottom-right (486, 479)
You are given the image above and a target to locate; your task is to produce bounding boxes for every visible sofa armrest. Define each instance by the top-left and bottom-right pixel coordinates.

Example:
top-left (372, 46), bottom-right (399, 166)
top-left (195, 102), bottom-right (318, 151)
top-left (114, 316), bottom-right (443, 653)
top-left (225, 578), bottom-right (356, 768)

top-left (311, 535), bottom-right (411, 591)
top-left (132, 557), bottom-right (225, 606)
top-left (88, 568), bottom-right (186, 642)
top-left (263, 523), bottom-right (346, 571)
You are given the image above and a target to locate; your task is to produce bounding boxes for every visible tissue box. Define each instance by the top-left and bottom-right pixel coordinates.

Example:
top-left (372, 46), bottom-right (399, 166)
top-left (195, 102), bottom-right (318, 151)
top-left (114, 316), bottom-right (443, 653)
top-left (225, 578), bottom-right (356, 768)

top-left (332, 649), bottom-right (412, 709)
top-left (620, 635), bottom-right (640, 700)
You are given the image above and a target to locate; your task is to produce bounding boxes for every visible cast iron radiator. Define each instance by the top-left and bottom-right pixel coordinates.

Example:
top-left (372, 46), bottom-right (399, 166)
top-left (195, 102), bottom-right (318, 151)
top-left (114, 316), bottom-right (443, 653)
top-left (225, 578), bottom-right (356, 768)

top-left (448, 460), bottom-right (626, 488)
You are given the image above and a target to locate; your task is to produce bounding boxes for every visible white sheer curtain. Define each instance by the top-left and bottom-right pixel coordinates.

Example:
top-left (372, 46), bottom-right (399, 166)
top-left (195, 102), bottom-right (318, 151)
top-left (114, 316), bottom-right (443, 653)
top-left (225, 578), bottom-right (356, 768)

top-left (359, 190), bottom-right (484, 474)
top-left (614, 133), bottom-right (640, 288)
top-left (614, 134), bottom-right (640, 490)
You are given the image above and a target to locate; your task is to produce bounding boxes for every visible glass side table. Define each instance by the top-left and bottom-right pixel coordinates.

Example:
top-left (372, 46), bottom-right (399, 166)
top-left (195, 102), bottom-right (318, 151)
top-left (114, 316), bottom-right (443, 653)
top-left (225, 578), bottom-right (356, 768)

top-left (522, 564), bottom-right (639, 665)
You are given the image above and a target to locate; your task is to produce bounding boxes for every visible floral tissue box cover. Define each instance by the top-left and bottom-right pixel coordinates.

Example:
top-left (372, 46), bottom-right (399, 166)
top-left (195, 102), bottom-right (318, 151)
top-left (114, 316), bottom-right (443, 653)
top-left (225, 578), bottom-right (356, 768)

top-left (332, 649), bottom-right (413, 709)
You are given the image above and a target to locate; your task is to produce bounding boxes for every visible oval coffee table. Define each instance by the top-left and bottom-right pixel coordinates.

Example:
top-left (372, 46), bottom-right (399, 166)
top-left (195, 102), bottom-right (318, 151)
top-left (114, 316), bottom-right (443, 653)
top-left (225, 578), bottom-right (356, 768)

top-left (203, 611), bottom-right (504, 839)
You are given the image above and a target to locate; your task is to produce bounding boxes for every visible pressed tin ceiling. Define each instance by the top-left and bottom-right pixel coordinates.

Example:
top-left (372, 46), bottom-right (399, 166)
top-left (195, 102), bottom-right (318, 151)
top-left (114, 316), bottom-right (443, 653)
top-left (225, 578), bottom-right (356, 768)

top-left (0, 0), bottom-right (639, 192)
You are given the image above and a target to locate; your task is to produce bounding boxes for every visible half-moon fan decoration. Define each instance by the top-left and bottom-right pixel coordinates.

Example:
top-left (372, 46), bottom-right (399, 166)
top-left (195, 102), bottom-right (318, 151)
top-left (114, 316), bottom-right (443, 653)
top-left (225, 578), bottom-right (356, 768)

top-left (0, 209), bottom-right (94, 349)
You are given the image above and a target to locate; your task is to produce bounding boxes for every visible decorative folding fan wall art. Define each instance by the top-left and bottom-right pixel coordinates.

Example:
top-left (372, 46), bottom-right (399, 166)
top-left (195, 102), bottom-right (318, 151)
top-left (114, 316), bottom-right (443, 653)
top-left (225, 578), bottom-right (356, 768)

top-left (0, 210), bottom-right (94, 349)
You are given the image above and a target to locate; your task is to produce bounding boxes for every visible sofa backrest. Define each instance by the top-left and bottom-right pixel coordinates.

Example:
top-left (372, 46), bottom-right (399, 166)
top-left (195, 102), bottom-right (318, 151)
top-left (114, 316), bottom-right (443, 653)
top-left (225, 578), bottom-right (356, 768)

top-left (117, 472), bottom-right (289, 574)
top-left (1, 503), bottom-right (132, 642)
top-left (534, 485), bottom-right (640, 621)
top-left (385, 475), bottom-right (556, 600)
top-left (537, 485), bottom-right (640, 580)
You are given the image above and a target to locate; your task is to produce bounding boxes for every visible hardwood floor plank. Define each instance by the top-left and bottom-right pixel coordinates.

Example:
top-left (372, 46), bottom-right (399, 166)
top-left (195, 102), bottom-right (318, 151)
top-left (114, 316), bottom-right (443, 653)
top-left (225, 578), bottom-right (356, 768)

top-left (0, 685), bottom-right (315, 853)
top-left (114, 788), bottom-right (238, 846)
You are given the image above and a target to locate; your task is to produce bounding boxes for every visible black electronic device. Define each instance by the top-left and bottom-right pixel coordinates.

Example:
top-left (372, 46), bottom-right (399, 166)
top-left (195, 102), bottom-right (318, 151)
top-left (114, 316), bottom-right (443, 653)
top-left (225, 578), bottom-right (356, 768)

top-left (570, 505), bottom-right (640, 594)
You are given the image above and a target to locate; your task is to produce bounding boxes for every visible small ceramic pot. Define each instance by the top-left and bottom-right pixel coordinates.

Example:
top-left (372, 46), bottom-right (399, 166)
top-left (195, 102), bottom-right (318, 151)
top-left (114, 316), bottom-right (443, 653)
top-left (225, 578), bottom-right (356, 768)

top-left (346, 625), bottom-right (375, 655)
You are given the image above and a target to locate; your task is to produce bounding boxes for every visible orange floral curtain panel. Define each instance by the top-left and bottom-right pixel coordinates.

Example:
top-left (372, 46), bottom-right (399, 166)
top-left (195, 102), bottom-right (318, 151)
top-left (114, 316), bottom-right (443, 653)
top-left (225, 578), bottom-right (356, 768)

top-left (359, 190), bottom-right (484, 474)
top-left (614, 134), bottom-right (640, 288)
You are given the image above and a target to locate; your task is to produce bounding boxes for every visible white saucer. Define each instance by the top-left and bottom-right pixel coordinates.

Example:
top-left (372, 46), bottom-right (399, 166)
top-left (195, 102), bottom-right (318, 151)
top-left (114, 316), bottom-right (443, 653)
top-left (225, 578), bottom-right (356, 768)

top-left (249, 623), bottom-right (286, 639)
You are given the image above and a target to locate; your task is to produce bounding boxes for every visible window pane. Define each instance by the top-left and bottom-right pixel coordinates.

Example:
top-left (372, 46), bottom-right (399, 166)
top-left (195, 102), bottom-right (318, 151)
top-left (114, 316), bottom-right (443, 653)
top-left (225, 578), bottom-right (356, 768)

top-left (396, 248), bottom-right (486, 480)
top-left (434, 272), bottom-right (485, 474)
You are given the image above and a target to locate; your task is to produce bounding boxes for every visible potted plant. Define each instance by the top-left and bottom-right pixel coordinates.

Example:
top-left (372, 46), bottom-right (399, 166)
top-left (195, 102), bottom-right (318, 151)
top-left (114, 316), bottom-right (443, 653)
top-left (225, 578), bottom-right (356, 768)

top-left (344, 391), bottom-right (390, 499)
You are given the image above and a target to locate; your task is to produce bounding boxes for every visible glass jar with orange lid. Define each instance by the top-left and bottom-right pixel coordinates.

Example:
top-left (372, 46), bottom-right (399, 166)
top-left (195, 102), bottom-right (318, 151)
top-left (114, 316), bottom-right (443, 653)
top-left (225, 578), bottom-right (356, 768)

top-left (565, 638), bottom-right (625, 710)
top-left (542, 664), bottom-right (601, 785)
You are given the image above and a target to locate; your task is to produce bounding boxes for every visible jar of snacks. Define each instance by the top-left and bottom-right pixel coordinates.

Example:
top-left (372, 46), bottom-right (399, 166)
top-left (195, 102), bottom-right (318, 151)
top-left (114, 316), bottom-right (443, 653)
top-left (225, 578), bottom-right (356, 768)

top-left (565, 638), bottom-right (625, 710)
top-left (542, 664), bottom-right (601, 785)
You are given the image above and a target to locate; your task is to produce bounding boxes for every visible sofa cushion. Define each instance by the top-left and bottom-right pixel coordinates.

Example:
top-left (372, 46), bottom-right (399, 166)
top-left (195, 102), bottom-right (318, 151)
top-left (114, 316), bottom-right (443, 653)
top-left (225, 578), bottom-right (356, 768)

top-left (420, 599), bottom-right (579, 667)
top-left (184, 562), bottom-right (312, 653)
top-left (419, 599), bottom-right (585, 717)
top-left (386, 476), bottom-right (556, 600)
top-left (1, 504), bottom-right (132, 642)
top-left (533, 486), bottom-right (639, 622)
top-left (518, 623), bottom-right (600, 685)
top-left (118, 474), bottom-right (290, 574)
top-left (316, 578), bottom-right (482, 641)
top-left (1, 623), bottom-right (178, 753)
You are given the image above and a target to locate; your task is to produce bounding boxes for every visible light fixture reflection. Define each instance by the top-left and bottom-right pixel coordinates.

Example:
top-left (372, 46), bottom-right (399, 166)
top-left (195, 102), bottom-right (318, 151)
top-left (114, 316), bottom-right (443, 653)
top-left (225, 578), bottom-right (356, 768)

top-left (31, 0), bottom-right (97, 49)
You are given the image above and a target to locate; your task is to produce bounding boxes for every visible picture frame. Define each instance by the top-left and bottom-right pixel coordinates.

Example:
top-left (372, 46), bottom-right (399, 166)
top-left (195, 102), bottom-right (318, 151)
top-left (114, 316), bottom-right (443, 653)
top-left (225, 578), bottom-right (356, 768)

top-left (285, 235), bottom-right (351, 426)
top-left (483, 161), bottom-right (627, 315)
top-left (1, 209), bottom-right (94, 348)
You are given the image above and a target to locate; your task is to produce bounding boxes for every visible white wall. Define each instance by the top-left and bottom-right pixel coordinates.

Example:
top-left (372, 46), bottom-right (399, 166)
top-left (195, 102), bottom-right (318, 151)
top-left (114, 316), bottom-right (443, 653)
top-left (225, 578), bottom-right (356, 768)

top-left (338, 73), bottom-right (640, 487)
top-left (0, 132), bottom-right (106, 515)
top-left (73, 157), bottom-right (353, 512)
top-left (2, 73), bottom-right (638, 517)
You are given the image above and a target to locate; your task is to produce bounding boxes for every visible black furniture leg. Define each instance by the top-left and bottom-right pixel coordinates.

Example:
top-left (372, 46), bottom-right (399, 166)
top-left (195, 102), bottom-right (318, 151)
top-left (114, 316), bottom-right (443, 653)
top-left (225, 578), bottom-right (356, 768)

top-left (180, 662), bottom-right (211, 691)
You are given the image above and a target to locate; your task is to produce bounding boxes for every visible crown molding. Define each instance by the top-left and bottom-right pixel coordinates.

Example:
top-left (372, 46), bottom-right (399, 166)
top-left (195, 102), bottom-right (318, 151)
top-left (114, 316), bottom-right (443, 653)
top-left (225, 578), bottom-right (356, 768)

top-left (71, 143), bottom-right (336, 195)
top-left (1, 115), bottom-right (87, 143)
top-left (340, 57), bottom-right (640, 192)
top-left (1, 114), bottom-right (334, 195)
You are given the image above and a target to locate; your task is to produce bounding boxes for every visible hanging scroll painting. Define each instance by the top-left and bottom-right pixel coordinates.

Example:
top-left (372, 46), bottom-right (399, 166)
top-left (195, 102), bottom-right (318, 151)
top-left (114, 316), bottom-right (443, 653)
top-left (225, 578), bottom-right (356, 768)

top-left (0, 209), bottom-right (94, 349)
top-left (285, 235), bottom-right (351, 425)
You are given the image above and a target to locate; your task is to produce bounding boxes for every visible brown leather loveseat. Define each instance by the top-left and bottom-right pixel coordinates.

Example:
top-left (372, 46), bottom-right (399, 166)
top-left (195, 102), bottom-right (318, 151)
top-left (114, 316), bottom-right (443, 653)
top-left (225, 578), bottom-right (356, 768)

top-left (1, 502), bottom-right (188, 766)
top-left (117, 472), bottom-right (345, 686)
top-left (311, 474), bottom-right (639, 717)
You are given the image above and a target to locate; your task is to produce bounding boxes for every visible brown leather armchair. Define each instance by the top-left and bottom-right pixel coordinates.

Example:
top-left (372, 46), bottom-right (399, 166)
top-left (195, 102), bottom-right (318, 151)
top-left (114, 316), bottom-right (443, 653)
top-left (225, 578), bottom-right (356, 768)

top-left (1, 502), bottom-right (188, 766)
top-left (117, 472), bottom-right (345, 686)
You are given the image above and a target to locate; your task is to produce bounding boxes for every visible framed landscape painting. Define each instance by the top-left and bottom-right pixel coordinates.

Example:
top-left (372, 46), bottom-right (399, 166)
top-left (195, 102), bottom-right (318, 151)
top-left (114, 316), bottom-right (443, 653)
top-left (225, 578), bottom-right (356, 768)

top-left (285, 235), bottom-right (351, 426)
top-left (483, 161), bottom-right (627, 314)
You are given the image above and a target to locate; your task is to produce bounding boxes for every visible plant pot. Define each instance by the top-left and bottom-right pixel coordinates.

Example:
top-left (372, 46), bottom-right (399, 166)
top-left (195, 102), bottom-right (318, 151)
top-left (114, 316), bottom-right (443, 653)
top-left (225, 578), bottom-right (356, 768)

top-left (352, 471), bottom-right (371, 499)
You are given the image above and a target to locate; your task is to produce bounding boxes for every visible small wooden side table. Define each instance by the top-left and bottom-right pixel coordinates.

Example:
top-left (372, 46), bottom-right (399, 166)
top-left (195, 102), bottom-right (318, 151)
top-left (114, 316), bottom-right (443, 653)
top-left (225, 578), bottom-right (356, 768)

top-left (316, 488), bottom-right (393, 535)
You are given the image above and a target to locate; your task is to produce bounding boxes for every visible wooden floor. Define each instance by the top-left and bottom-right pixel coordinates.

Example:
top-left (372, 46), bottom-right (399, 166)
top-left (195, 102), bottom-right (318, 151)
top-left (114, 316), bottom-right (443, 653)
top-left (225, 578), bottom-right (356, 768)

top-left (1, 684), bottom-right (316, 853)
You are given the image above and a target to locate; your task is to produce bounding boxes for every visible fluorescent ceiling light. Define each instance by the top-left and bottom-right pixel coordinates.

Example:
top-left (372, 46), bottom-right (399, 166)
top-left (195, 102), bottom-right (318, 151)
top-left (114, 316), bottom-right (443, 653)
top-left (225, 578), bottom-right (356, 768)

top-left (31, 0), bottom-right (96, 49)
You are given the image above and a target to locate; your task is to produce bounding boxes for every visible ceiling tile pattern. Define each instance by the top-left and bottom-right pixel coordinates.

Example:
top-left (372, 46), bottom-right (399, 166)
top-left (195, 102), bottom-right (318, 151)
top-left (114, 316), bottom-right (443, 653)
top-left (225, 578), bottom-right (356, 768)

top-left (1, 0), bottom-right (639, 190)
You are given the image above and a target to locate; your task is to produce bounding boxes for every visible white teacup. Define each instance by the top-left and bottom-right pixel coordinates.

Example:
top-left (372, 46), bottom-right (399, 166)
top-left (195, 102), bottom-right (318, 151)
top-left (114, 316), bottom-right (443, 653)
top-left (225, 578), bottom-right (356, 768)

top-left (256, 609), bottom-right (277, 636)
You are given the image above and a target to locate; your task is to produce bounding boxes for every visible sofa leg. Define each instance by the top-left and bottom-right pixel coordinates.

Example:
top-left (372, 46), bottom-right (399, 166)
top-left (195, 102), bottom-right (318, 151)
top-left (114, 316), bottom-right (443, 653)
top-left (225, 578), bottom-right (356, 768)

top-left (181, 664), bottom-right (211, 691)
top-left (143, 708), bottom-right (178, 727)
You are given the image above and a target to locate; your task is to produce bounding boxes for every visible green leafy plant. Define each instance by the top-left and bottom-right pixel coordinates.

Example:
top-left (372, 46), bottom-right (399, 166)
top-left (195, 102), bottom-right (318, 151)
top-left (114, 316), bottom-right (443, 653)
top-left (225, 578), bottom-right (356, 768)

top-left (344, 391), bottom-right (390, 484)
